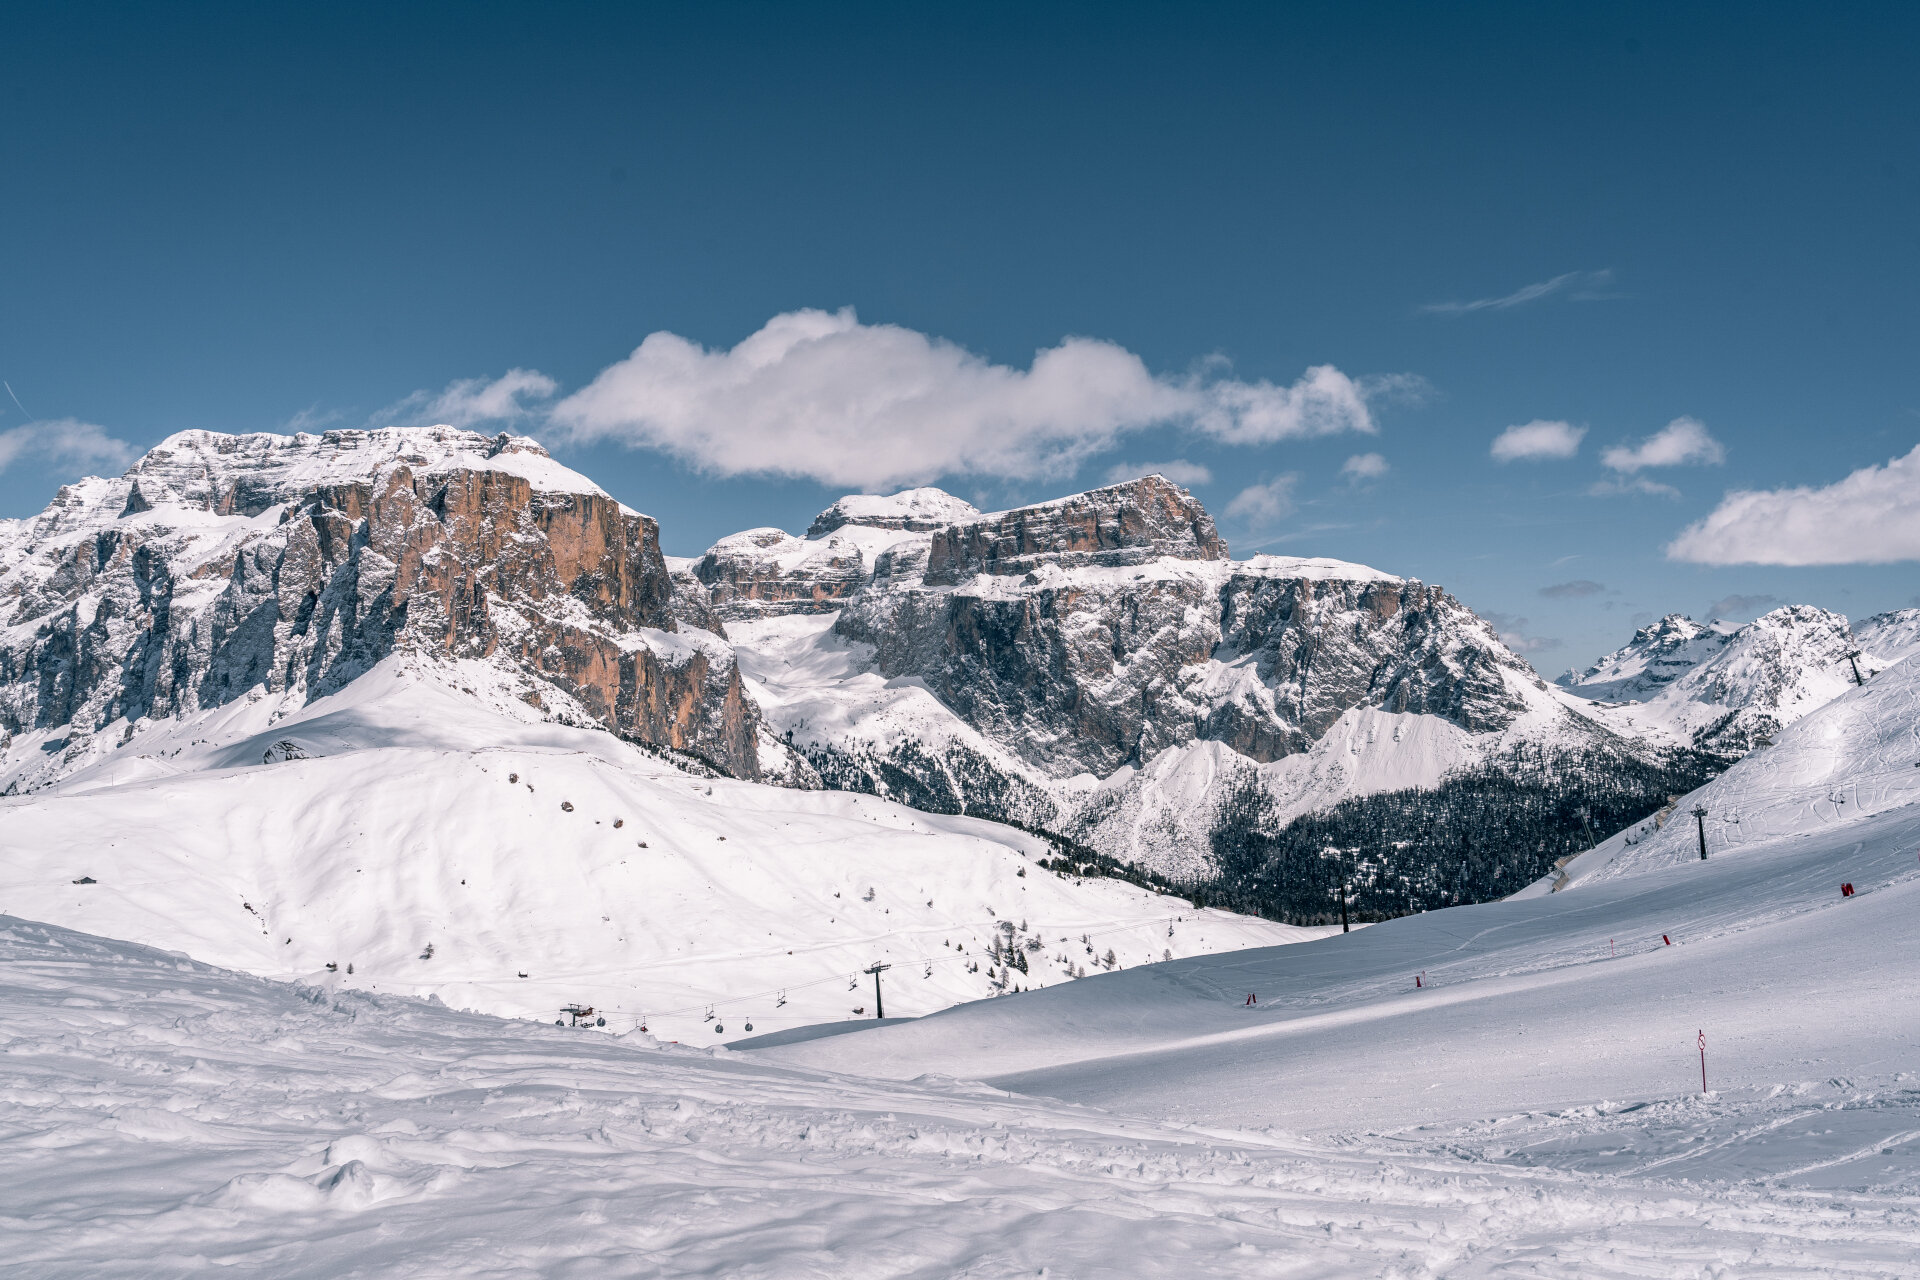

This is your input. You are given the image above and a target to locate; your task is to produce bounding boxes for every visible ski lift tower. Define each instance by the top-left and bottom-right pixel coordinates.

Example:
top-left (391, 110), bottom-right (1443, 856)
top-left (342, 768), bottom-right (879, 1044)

top-left (1691, 806), bottom-right (1710, 861)
top-left (863, 962), bottom-right (891, 1019)
top-left (1846, 649), bottom-right (1866, 686)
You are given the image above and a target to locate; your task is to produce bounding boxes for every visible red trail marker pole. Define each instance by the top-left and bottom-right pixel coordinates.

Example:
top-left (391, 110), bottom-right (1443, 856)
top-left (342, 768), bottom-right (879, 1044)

top-left (1698, 1029), bottom-right (1707, 1093)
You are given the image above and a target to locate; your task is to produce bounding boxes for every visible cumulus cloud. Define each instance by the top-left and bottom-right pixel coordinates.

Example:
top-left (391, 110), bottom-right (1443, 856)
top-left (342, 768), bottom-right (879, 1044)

top-left (1601, 416), bottom-right (1725, 472)
top-left (1491, 420), bottom-right (1585, 462)
top-left (1223, 475), bottom-right (1299, 529)
top-left (1667, 443), bottom-right (1920, 565)
top-left (545, 308), bottom-right (1383, 489)
top-left (1423, 269), bottom-right (1618, 315)
top-left (0, 418), bottom-right (138, 476)
top-left (1340, 452), bottom-right (1389, 480)
top-left (378, 368), bottom-right (558, 429)
top-left (1103, 459), bottom-right (1213, 488)
top-left (1539, 579), bottom-right (1606, 599)
top-left (1708, 593), bottom-right (1782, 619)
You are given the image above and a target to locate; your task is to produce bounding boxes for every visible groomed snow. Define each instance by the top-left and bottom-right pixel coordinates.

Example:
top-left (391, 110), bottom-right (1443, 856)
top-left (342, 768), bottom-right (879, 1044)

top-left (5, 899), bottom-right (1916, 1276)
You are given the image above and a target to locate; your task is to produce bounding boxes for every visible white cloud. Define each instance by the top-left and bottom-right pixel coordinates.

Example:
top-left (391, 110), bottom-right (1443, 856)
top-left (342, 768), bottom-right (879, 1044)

top-left (378, 368), bottom-right (558, 429)
top-left (1223, 475), bottom-right (1299, 529)
top-left (0, 418), bottom-right (138, 476)
top-left (1423, 269), bottom-right (1617, 315)
top-left (1601, 417), bottom-right (1725, 472)
top-left (1340, 452), bottom-right (1389, 480)
top-left (1103, 459), bottom-right (1213, 488)
top-left (546, 308), bottom-right (1383, 489)
top-left (1490, 420), bottom-right (1586, 462)
top-left (1667, 443), bottom-right (1920, 565)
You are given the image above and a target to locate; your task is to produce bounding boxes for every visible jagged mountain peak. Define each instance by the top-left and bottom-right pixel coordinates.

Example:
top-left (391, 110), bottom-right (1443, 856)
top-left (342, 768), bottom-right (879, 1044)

top-left (1561, 602), bottom-right (1872, 752)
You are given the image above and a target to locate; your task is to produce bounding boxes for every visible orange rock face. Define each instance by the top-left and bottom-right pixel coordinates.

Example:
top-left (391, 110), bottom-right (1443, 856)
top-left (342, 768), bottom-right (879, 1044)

top-left (1, 430), bottom-right (761, 779)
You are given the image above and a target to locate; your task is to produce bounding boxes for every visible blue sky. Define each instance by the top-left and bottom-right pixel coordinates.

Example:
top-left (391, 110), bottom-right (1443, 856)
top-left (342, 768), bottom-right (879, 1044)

top-left (3, 2), bottom-right (1916, 668)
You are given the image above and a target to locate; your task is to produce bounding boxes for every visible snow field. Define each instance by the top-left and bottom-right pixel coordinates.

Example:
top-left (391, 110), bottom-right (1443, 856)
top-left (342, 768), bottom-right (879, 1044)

top-left (0, 657), bottom-right (1314, 1046)
top-left (5, 914), bottom-right (1915, 1278)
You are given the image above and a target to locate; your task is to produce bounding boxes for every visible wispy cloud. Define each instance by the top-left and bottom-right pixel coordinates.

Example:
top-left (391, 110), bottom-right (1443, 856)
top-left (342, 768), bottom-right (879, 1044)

top-left (1668, 443), bottom-right (1920, 565)
top-left (1539, 579), bottom-right (1606, 599)
top-left (1103, 459), bottom-right (1212, 488)
top-left (280, 405), bottom-right (348, 434)
top-left (0, 417), bottom-right (138, 476)
top-left (1223, 475), bottom-right (1300, 530)
top-left (377, 369), bottom-right (559, 430)
top-left (1423, 269), bottom-right (1618, 316)
top-left (1707, 593), bottom-right (1782, 619)
top-left (1491, 420), bottom-right (1586, 462)
top-left (1340, 452), bottom-right (1389, 481)
top-left (1589, 475), bottom-right (1682, 499)
top-left (1483, 611), bottom-right (1562, 654)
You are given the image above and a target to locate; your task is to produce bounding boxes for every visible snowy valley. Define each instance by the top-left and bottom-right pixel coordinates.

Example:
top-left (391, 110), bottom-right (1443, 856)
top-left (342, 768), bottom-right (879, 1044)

top-left (4, 425), bottom-right (1920, 1276)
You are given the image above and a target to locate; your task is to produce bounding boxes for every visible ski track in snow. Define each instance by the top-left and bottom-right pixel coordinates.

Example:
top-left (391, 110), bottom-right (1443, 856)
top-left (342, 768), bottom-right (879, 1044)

top-left (4, 915), bottom-right (1917, 1279)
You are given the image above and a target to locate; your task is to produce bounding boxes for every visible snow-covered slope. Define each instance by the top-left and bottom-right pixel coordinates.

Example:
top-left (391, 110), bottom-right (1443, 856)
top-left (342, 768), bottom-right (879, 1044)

top-left (1858, 606), bottom-right (1920, 666)
top-left (752, 658), bottom-right (1920, 1169)
top-left (1558, 606), bottom-right (1886, 752)
top-left (0, 655), bottom-right (1312, 1045)
top-left (14, 916), bottom-right (1912, 1278)
top-left (1558, 640), bottom-right (1920, 887)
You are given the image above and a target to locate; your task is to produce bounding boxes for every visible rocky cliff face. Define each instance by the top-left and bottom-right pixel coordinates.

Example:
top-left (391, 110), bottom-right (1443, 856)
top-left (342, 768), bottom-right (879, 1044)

top-left (919, 475), bottom-right (1228, 584)
top-left (831, 477), bottom-right (1536, 779)
top-left (0, 428), bottom-right (760, 778)
top-left (691, 528), bottom-right (876, 620)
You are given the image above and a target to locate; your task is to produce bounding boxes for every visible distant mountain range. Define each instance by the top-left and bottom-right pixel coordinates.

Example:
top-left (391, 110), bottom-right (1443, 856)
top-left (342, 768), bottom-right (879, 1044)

top-left (5, 425), bottom-right (1913, 922)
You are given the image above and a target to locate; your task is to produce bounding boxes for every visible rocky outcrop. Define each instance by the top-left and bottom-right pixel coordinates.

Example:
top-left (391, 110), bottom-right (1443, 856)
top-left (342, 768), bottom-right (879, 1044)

top-left (920, 475), bottom-right (1228, 585)
top-left (1204, 573), bottom-right (1534, 761)
top-left (0, 428), bottom-right (760, 778)
top-left (692, 528), bottom-right (872, 619)
top-left (835, 554), bottom-right (1536, 779)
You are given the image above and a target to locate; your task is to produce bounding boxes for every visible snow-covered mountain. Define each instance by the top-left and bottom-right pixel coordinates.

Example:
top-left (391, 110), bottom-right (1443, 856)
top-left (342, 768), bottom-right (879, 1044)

top-left (18, 427), bottom-right (1904, 928)
top-left (680, 474), bottom-right (1723, 909)
top-left (1857, 606), bottom-right (1920, 666)
top-left (0, 427), bottom-right (769, 788)
top-left (1557, 605), bottom-right (1900, 752)
top-left (3, 429), bottom-right (1731, 926)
